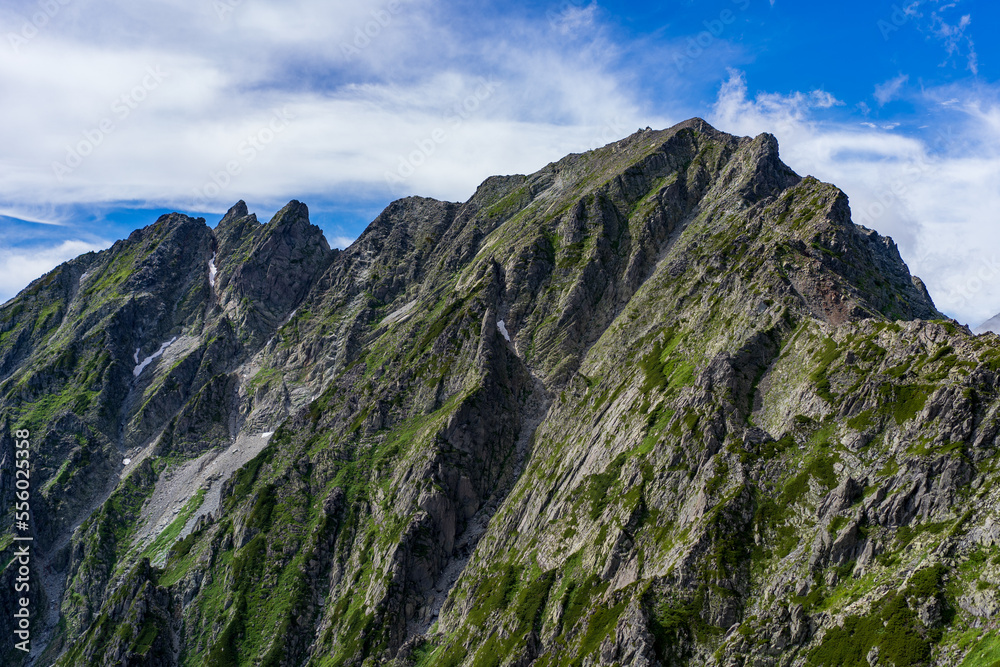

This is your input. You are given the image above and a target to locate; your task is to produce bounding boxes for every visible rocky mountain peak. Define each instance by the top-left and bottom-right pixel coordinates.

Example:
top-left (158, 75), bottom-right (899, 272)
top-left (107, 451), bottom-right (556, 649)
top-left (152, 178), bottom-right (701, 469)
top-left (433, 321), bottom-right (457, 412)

top-left (213, 199), bottom-right (333, 343)
top-left (130, 211), bottom-right (208, 243)
top-left (259, 199), bottom-right (331, 257)
top-left (267, 198), bottom-right (310, 226)
top-left (219, 199), bottom-right (249, 223)
top-left (214, 201), bottom-right (259, 260)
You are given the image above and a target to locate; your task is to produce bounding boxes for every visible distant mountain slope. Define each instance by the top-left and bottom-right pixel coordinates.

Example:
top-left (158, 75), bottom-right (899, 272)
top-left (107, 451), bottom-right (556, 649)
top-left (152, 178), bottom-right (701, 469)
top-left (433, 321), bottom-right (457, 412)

top-left (6, 119), bottom-right (1000, 667)
top-left (975, 312), bottom-right (1000, 335)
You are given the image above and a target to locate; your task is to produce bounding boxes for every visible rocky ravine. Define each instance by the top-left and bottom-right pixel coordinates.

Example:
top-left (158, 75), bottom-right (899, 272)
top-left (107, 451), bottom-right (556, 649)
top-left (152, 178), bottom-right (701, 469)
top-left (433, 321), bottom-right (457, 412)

top-left (2, 118), bottom-right (1000, 666)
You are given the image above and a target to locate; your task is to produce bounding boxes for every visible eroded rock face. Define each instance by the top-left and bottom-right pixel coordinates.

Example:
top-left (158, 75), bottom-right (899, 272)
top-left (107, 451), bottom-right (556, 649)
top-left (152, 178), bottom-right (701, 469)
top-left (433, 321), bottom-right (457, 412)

top-left (217, 199), bottom-right (335, 343)
top-left (4, 119), bottom-right (1000, 667)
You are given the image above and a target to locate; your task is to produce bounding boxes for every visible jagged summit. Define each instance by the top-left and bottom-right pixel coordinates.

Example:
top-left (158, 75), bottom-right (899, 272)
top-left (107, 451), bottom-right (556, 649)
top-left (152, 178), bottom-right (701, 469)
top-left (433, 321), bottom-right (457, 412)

top-left (2, 120), bottom-right (993, 667)
top-left (219, 199), bottom-right (249, 223)
top-left (269, 198), bottom-right (310, 223)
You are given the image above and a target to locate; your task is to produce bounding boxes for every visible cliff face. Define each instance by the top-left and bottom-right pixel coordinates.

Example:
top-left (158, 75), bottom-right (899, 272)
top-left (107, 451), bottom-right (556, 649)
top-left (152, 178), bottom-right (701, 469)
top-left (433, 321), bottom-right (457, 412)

top-left (3, 119), bottom-right (1000, 667)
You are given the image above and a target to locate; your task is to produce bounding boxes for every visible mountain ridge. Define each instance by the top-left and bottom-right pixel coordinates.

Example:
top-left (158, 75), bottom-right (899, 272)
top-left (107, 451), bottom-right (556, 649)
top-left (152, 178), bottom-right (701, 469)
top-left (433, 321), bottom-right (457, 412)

top-left (3, 119), bottom-right (1000, 667)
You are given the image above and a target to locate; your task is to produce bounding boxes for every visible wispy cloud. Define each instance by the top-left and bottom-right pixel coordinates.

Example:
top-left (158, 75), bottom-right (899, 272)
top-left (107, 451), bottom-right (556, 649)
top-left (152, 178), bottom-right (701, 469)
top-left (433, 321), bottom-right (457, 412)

top-left (547, 1), bottom-right (599, 35)
top-left (932, 11), bottom-right (978, 74)
top-left (0, 211), bottom-right (68, 226)
top-left (905, 0), bottom-right (979, 74)
top-left (714, 70), bottom-right (844, 131)
top-left (874, 74), bottom-right (909, 106)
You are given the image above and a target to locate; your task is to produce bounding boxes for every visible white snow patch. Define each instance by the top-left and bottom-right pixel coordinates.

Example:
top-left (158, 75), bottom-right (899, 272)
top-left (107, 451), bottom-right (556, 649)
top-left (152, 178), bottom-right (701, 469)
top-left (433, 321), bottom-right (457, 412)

top-left (123, 458), bottom-right (131, 466)
top-left (497, 320), bottom-right (511, 342)
top-left (261, 431), bottom-right (274, 438)
top-left (133, 337), bottom-right (178, 377)
top-left (208, 252), bottom-right (218, 286)
top-left (133, 348), bottom-right (140, 364)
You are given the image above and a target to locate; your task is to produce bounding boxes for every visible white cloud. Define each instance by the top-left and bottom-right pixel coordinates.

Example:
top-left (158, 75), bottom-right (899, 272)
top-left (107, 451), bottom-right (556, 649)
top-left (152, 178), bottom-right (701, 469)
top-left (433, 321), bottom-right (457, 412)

top-left (713, 70), bottom-right (848, 141)
top-left (0, 240), bottom-right (111, 304)
top-left (548, 1), bottom-right (599, 35)
top-left (711, 70), bottom-right (1000, 327)
top-left (933, 12), bottom-right (978, 74)
top-left (906, 0), bottom-right (979, 74)
top-left (0, 0), bottom-right (658, 214)
top-left (0, 209), bottom-right (68, 226)
top-left (874, 74), bottom-right (909, 106)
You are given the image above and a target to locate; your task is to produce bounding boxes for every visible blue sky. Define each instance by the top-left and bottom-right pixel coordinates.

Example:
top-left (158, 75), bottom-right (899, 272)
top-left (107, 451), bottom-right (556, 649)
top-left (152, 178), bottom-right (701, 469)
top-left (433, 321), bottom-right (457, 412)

top-left (1, 0), bottom-right (998, 325)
